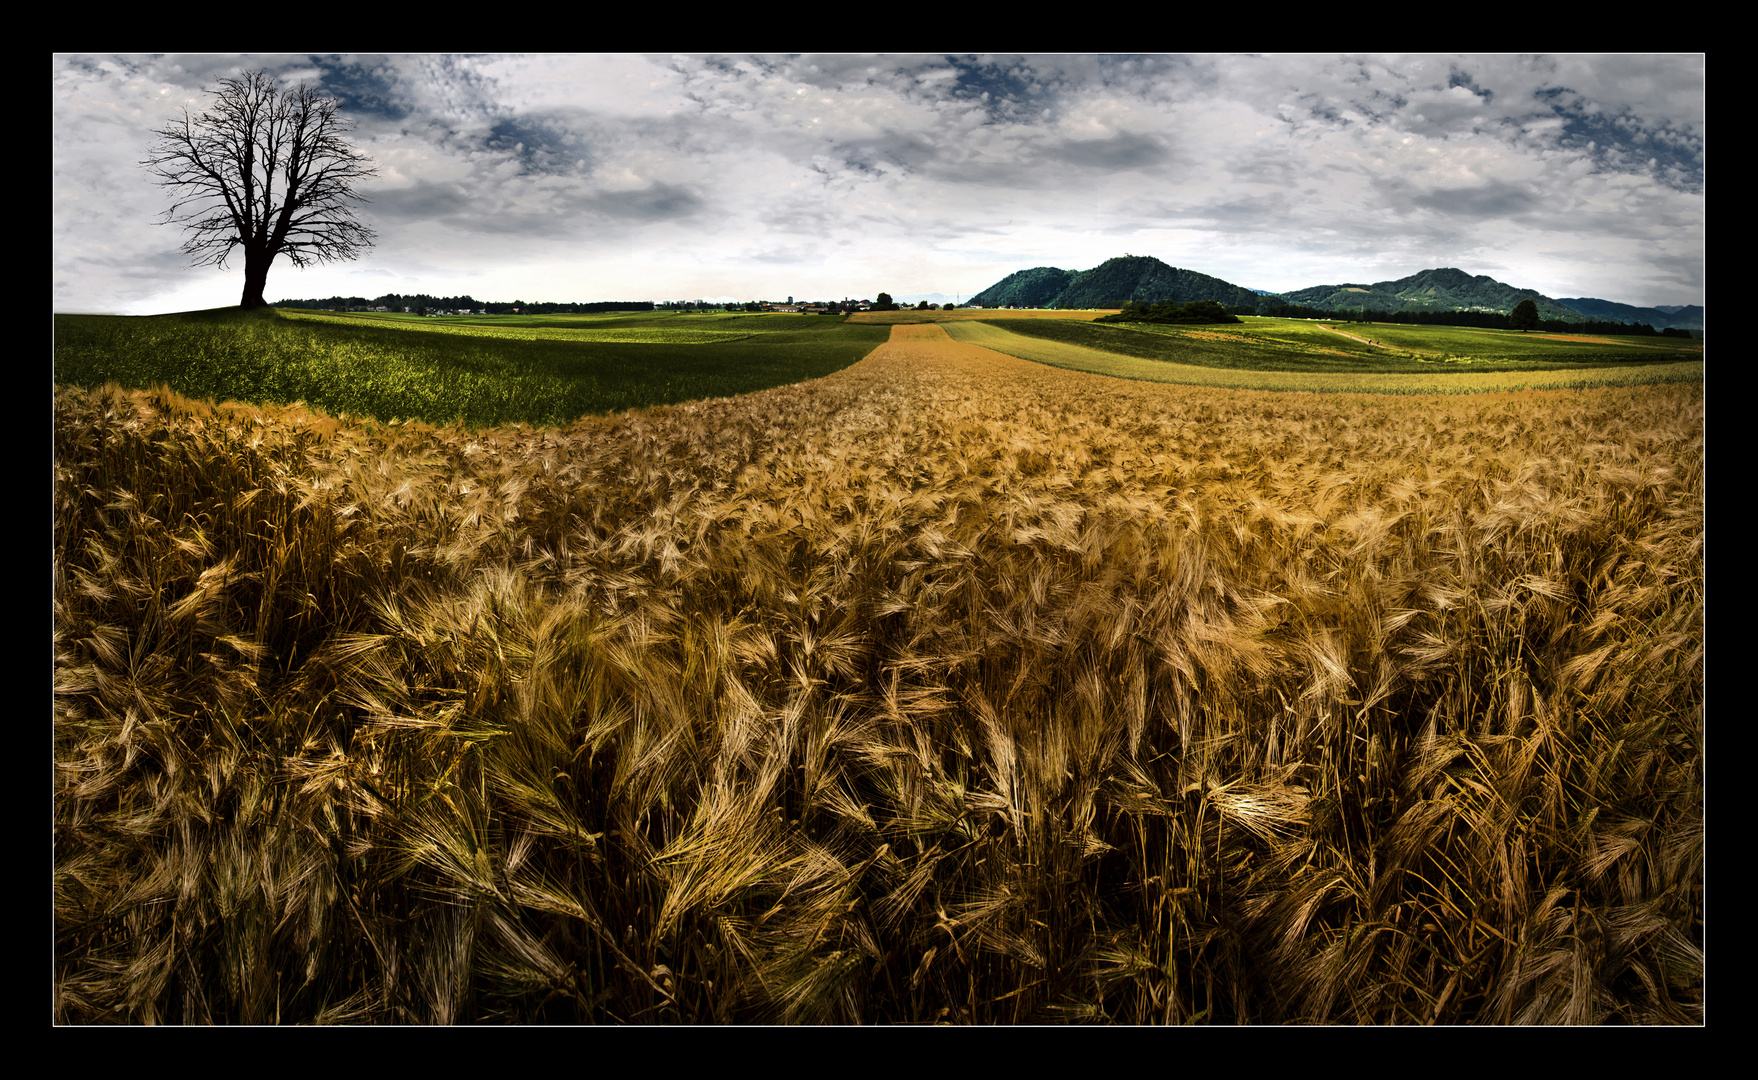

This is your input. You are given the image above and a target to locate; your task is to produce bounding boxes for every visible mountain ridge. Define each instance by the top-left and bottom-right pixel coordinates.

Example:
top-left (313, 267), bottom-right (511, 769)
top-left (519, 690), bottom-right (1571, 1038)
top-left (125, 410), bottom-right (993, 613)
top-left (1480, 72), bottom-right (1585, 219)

top-left (1276, 267), bottom-right (1584, 322)
top-left (967, 256), bottom-right (1700, 328)
top-left (969, 256), bottom-right (1262, 311)
top-left (1555, 298), bottom-right (1702, 331)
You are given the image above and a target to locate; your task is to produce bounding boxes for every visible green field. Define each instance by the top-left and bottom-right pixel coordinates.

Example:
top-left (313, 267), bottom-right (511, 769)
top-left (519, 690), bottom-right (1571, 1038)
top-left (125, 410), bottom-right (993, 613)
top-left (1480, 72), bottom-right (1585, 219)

top-left (1227, 317), bottom-right (1703, 363)
top-left (986, 316), bottom-right (1701, 371)
top-left (946, 316), bottom-right (1702, 394)
top-left (53, 307), bottom-right (891, 429)
top-left (54, 305), bottom-right (1704, 428)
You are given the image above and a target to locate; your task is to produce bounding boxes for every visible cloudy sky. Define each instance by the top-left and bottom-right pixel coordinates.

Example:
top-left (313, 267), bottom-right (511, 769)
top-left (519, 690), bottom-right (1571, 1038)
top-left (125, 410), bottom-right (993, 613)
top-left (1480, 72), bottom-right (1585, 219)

top-left (53, 53), bottom-right (1704, 315)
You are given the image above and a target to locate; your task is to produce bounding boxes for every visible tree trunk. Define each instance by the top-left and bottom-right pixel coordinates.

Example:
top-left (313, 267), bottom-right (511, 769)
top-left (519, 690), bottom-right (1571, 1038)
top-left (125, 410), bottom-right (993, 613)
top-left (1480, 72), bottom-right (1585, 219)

top-left (239, 245), bottom-right (273, 309)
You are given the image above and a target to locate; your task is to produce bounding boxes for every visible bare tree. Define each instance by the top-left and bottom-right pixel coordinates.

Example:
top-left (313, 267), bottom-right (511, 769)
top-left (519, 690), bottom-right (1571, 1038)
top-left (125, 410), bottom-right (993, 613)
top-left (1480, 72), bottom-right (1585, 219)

top-left (141, 70), bottom-right (377, 309)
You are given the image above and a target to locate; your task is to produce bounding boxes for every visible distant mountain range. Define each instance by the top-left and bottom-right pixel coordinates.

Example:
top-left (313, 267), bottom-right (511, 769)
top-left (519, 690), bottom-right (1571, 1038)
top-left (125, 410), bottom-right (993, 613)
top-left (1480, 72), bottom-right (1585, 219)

top-left (967, 256), bottom-right (1701, 329)
top-left (1554, 298), bottom-right (1703, 331)
top-left (1277, 267), bottom-right (1586, 323)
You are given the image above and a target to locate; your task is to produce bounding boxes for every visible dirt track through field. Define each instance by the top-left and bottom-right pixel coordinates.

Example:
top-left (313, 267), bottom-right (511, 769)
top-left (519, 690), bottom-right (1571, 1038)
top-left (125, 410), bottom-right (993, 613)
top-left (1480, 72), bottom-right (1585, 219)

top-left (1315, 324), bottom-right (1385, 348)
top-left (849, 320), bottom-right (1237, 405)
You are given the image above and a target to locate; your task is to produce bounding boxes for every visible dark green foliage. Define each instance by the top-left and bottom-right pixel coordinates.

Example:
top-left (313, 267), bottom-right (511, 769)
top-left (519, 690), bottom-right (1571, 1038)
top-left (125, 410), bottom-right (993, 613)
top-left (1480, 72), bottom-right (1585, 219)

top-left (969, 256), bottom-right (1260, 311)
top-left (278, 294), bottom-right (657, 316)
top-left (1097, 299), bottom-right (1241, 325)
top-left (967, 266), bottom-right (1077, 308)
top-left (1510, 299), bottom-right (1540, 332)
top-left (1257, 301), bottom-right (1342, 320)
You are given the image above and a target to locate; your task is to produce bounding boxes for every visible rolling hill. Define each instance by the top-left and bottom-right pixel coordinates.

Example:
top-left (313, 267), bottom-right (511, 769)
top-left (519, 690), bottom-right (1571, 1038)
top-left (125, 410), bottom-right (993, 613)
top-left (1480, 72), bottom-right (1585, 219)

top-left (1276, 267), bottom-right (1584, 322)
top-left (969, 255), bottom-right (1262, 310)
top-left (1555, 298), bottom-right (1703, 331)
top-left (968, 258), bottom-right (1704, 329)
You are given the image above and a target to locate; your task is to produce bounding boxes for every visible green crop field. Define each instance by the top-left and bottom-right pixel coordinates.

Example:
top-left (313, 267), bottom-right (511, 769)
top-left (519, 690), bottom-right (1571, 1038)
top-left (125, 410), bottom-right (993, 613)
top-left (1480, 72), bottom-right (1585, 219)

top-left (953, 316), bottom-right (1703, 393)
top-left (53, 305), bottom-right (1704, 431)
top-left (53, 307), bottom-right (891, 430)
top-left (1376, 323), bottom-right (1700, 357)
top-left (1238, 319), bottom-right (1704, 363)
top-left (300, 309), bottom-right (814, 332)
top-left (280, 310), bottom-right (762, 345)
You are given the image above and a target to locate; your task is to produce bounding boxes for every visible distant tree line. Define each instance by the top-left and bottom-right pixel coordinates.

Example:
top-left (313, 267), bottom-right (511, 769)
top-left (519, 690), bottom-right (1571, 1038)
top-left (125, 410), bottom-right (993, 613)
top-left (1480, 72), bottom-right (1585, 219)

top-left (273, 294), bottom-right (655, 315)
top-left (1256, 301), bottom-right (1356, 320)
top-left (509, 300), bottom-right (655, 314)
top-left (1098, 299), bottom-right (1241, 325)
top-left (657, 300), bottom-right (862, 313)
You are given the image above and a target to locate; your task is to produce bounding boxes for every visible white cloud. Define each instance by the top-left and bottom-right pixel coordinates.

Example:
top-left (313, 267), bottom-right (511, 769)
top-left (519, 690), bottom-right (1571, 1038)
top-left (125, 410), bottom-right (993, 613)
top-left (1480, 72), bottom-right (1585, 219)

top-left (53, 53), bottom-right (1705, 313)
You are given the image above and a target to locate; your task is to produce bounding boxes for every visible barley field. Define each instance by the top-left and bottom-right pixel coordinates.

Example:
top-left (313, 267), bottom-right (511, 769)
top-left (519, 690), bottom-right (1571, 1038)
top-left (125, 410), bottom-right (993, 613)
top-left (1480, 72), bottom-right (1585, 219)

top-left (53, 324), bottom-right (1703, 1024)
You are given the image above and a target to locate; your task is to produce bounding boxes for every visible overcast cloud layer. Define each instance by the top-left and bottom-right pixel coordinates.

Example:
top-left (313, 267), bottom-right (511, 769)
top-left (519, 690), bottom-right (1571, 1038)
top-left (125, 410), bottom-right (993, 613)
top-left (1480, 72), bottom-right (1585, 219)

top-left (53, 53), bottom-right (1704, 315)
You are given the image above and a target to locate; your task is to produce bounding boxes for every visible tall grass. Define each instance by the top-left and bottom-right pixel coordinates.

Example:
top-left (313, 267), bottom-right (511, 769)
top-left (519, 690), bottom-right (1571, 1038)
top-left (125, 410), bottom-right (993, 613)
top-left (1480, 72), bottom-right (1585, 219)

top-left (54, 326), bottom-right (1702, 1023)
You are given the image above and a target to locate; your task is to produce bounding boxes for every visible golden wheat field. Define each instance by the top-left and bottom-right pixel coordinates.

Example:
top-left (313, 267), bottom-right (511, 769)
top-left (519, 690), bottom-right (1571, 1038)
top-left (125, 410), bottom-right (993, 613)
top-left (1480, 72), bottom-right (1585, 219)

top-left (53, 324), bottom-right (1703, 1023)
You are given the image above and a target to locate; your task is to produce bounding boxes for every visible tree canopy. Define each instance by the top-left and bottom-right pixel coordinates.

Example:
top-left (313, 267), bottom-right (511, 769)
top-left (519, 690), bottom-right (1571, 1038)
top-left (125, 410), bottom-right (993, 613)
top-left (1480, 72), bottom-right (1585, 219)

top-left (1096, 299), bottom-right (1241, 325)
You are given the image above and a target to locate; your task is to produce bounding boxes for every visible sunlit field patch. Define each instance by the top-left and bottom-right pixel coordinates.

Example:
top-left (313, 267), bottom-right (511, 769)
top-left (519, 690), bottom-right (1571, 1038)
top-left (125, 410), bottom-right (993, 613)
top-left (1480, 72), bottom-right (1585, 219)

top-left (281, 310), bottom-right (762, 344)
top-left (947, 319), bottom-right (1704, 393)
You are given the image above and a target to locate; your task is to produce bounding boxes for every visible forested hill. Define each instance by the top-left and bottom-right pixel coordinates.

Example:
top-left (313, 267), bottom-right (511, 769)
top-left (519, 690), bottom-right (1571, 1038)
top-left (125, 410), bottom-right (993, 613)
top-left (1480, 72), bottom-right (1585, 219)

top-left (1276, 268), bottom-right (1583, 322)
top-left (969, 256), bottom-right (1261, 310)
top-left (968, 266), bottom-right (1077, 308)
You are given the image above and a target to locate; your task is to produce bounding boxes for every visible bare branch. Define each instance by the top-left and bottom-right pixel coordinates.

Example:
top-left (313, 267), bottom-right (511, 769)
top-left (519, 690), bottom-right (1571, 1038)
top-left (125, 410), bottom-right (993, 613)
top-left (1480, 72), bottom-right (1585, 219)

top-left (140, 69), bottom-right (378, 308)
